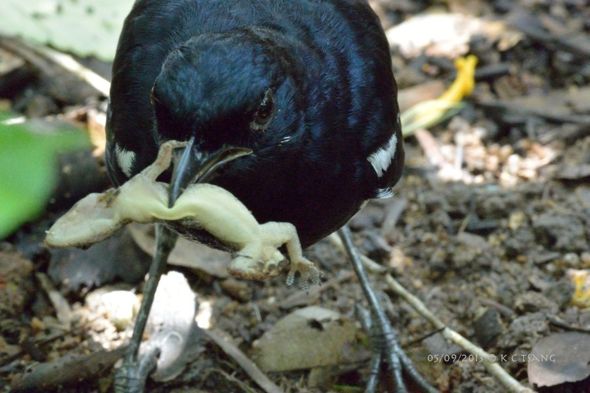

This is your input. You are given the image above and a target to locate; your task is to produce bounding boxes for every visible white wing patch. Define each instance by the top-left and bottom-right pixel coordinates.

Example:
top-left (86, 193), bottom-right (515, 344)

top-left (368, 134), bottom-right (397, 177)
top-left (115, 144), bottom-right (136, 177)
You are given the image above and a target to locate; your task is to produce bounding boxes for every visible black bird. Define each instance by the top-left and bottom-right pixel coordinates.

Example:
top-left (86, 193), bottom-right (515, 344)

top-left (106, 1), bottom-right (435, 392)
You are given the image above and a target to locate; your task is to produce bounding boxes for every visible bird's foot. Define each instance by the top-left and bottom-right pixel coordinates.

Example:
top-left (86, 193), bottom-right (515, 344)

top-left (114, 347), bottom-right (160, 393)
top-left (285, 257), bottom-right (321, 290)
top-left (357, 306), bottom-right (437, 393)
top-left (374, 333), bottom-right (436, 393)
top-left (339, 227), bottom-right (436, 393)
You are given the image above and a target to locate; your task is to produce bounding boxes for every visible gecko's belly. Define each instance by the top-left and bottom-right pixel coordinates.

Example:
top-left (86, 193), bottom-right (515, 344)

top-left (164, 219), bottom-right (235, 252)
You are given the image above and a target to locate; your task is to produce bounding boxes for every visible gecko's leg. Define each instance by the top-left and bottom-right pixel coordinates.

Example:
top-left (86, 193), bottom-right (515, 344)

top-left (259, 222), bottom-right (321, 289)
top-left (140, 141), bottom-right (189, 181)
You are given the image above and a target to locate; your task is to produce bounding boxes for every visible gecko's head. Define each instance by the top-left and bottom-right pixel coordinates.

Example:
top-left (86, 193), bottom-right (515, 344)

top-left (45, 192), bottom-right (121, 248)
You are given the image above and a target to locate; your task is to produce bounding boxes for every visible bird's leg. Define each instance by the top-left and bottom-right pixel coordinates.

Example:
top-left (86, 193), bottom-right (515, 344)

top-left (338, 226), bottom-right (437, 393)
top-left (356, 305), bottom-right (382, 393)
top-left (115, 224), bottom-right (178, 393)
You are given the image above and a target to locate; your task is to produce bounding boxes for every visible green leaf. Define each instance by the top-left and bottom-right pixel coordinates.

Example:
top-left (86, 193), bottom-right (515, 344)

top-left (2, 0), bottom-right (135, 60)
top-left (0, 115), bottom-right (89, 238)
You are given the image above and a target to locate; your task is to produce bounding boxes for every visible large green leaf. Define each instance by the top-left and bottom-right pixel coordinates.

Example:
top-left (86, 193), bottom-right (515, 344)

top-left (2, 0), bottom-right (135, 60)
top-left (0, 114), bottom-right (89, 238)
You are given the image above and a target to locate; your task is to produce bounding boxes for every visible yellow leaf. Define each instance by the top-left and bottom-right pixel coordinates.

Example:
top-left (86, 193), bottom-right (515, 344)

top-left (568, 269), bottom-right (590, 308)
top-left (401, 55), bottom-right (478, 136)
top-left (439, 55), bottom-right (478, 103)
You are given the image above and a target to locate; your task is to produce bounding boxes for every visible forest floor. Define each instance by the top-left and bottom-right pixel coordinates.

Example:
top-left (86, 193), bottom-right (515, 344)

top-left (1, 0), bottom-right (589, 392)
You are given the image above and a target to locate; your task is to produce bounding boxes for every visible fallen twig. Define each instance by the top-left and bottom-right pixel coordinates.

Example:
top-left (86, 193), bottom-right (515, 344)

top-left (476, 99), bottom-right (590, 126)
top-left (11, 346), bottom-right (126, 392)
top-left (385, 275), bottom-right (535, 393)
top-left (381, 197), bottom-right (407, 237)
top-left (279, 270), bottom-right (354, 309)
top-left (36, 272), bottom-right (73, 328)
top-left (414, 128), bottom-right (448, 169)
top-left (547, 315), bottom-right (590, 334)
top-left (328, 233), bottom-right (386, 273)
top-left (0, 316), bottom-right (103, 368)
top-left (0, 35), bottom-right (110, 96)
top-left (204, 328), bottom-right (283, 393)
top-left (35, 45), bottom-right (110, 96)
top-left (508, 11), bottom-right (590, 58)
top-left (0, 332), bottom-right (59, 368)
top-left (479, 299), bottom-right (516, 318)
top-left (205, 368), bottom-right (261, 393)
top-left (398, 80), bottom-right (446, 112)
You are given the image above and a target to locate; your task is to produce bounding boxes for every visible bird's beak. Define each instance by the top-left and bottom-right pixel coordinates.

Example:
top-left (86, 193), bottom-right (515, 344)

top-left (168, 136), bottom-right (252, 207)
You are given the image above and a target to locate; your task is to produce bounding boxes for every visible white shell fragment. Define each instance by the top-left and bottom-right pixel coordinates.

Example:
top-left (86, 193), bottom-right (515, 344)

top-left (46, 141), bottom-right (320, 285)
top-left (144, 271), bottom-right (201, 381)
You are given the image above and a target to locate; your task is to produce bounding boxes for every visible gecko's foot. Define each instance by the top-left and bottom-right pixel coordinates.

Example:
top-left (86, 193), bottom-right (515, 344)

top-left (285, 257), bottom-right (321, 290)
top-left (228, 254), bottom-right (282, 281)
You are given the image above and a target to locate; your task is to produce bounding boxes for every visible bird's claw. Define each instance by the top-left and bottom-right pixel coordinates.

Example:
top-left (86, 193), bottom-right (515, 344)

top-left (114, 347), bottom-right (160, 393)
top-left (285, 257), bottom-right (321, 290)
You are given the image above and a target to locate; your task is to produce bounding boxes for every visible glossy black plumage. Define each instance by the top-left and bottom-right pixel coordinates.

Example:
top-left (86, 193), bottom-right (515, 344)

top-left (106, 0), bottom-right (403, 247)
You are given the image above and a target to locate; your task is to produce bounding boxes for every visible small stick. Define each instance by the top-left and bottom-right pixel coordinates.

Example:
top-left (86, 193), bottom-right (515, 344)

top-left (381, 197), bottom-right (408, 237)
top-left (414, 129), bottom-right (448, 169)
top-left (35, 45), bottom-right (111, 96)
top-left (328, 233), bottom-right (386, 273)
top-left (475, 99), bottom-right (590, 125)
top-left (547, 315), bottom-right (590, 334)
top-left (36, 273), bottom-right (73, 328)
top-left (11, 346), bottom-right (126, 392)
top-left (0, 36), bottom-right (110, 96)
top-left (204, 328), bottom-right (283, 393)
top-left (279, 270), bottom-right (354, 309)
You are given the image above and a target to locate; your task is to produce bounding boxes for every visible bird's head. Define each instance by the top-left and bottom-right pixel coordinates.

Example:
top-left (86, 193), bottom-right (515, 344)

top-left (151, 30), bottom-right (302, 207)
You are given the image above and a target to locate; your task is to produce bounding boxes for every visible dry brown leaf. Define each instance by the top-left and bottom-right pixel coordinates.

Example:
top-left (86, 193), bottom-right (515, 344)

top-left (129, 224), bottom-right (230, 278)
top-left (252, 306), bottom-right (365, 372)
top-left (528, 332), bottom-right (590, 388)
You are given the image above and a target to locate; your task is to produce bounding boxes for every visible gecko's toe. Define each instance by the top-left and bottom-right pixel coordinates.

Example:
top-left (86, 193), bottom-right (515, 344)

top-left (162, 140), bottom-right (189, 151)
top-left (229, 253), bottom-right (283, 281)
top-left (262, 260), bottom-right (281, 276)
top-left (285, 258), bottom-right (322, 290)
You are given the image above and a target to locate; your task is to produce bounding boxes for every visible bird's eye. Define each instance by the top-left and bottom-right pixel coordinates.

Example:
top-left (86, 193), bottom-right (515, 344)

top-left (251, 89), bottom-right (274, 131)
